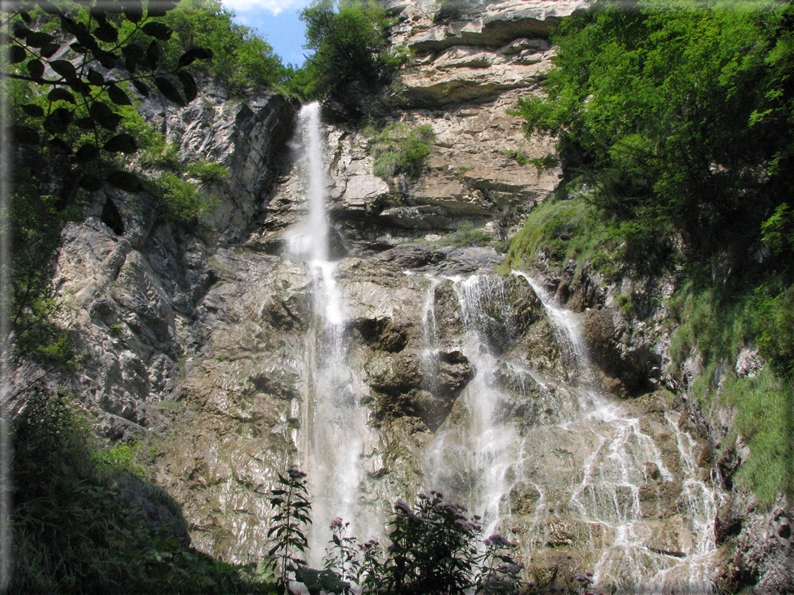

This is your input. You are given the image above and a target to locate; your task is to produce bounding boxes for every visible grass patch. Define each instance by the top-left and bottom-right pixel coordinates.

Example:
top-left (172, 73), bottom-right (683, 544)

top-left (504, 192), bottom-right (621, 281)
top-left (439, 221), bottom-right (491, 247)
top-left (504, 149), bottom-right (529, 166)
top-left (723, 369), bottom-right (793, 505)
top-left (667, 281), bottom-right (794, 506)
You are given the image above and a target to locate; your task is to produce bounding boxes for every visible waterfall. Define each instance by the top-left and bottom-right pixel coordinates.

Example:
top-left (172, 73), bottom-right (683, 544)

top-left (287, 103), bottom-right (371, 564)
top-left (510, 271), bottom-right (723, 594)
top-left (281, 104), bottom-right (721, 590)
top-left (423, 274), bottom-right (524, 536)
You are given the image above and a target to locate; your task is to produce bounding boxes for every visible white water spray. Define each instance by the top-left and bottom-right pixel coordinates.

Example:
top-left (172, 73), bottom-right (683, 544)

top-left (511, 270), bottom-right (722, 593)
top-left (287, 103), bottom-right (370, 563)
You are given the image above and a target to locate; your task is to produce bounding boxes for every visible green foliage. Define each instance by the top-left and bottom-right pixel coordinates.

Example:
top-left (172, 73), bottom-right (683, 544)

top-left (371, 123), bottom-right (435, 179)
top-left (385, 492), bottom-right (481, 594)
top-left (186, 160), bottom-right (229, 182)
top-left (3, 0), bottom-right (212, 191)
top-left (515, 0), bottom-right (794, 505)
top-left (356, 539), bottom-right (386, 594)
top-left (268, 468), bottom-right (312, 591)
top-left (91, 441), bottom-right (147, 475)
top-left (519, 0), bottom-right (794, 268)
top-left (154, 0), bottom-right (287, 96)
top-left (754, 284), bottom-right (794, 377)
top-left (476, 534), bottom-right (523, 595)
top-left (297, 0), bottom-right (403, 118)
top-left (7, 191), bottom-right (75, 366)
top-left (761, 202), bottom-right (794, 256)
top-left (441, 220), bottom-right (492, 248)
top-left (666, 281), bottom-right (794, 505)
top-left (505, 192), bottom-right (623, 280)
top-left (12, 389), bottom-right (272, 594)
top-left (154, 171), bottom-right (217, 226)
top-left (323, 518), bottom-right (358, 593)
top-left (503, 149), bottom-right (529, 166)
top-left (263, 483), bottom-right (523, 594)
top-left (722, 369), bottom-right (793, 506)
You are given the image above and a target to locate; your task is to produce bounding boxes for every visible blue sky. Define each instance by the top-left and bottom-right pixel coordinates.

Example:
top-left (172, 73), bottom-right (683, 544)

top-left (223, 0), bottom-right (311, 67)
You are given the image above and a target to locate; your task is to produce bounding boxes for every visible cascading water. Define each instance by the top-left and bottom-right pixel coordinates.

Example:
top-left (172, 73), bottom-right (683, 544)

top-left (511, 271), bottom-right (723, 593)
top-left (418, 269), bottom-right (722, 592)
top-left (423, 274), bottom-right (525, 535)
top-left (287, 103), bottom-right (371, 563)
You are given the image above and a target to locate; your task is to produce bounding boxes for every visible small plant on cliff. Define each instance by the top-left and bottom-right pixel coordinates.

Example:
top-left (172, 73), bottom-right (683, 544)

top-left (268, 468), bottom-right (313, 593)
top-left (372, 123), bottom-right (435, 179)
top-left (441, 220), bottom-right (491, 247)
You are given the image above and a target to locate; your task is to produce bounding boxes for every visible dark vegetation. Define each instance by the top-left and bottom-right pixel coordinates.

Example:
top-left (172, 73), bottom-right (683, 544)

top-left (289, 0), bottom-right (404, 120)
top-left (508, 0), bottom-right (794, 505)
top-left (13, 394), bottom-right (525, 595)
top-left (265, 470), bottom-right (524, 595)
top-left (12, 390), bottom-right (271, 593)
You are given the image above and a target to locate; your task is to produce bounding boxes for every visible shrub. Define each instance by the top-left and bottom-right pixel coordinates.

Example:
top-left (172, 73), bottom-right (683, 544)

top-left (12, 390), bottom-right (267, 594)
top-left (372, 123), bottom-right (435, 179)
top-left (385, 492), bottom-right (481, 594)
top-left (268, 468), bottom-right (313, 592)
top-left (155, 171), bottom-right (217, 226)
top-left (298, 0), bottom-right (403, 118)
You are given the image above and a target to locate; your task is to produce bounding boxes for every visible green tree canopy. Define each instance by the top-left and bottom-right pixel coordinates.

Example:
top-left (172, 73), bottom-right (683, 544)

top-left (154, 0), bottom-right (287, 95)
top-left (519, 0), bottom-right (794, 270)
top-left (296, 0), bottom-right (401, 119)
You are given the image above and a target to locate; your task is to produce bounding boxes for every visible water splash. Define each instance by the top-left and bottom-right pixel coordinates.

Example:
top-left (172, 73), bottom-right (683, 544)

top-left (423, 274), bottom-right (523, 536)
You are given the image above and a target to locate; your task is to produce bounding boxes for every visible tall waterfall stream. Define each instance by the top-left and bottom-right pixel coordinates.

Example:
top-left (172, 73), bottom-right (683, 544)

top-left (284, 104), bottom-right (723, 592)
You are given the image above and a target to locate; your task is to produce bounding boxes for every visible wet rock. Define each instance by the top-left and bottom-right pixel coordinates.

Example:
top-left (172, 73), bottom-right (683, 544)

top-left (639, 480), bottom-right (683, 519)
top-left (646, 515), bottom-right (694, 557)
top-left (367, 352), bottom-right (424, 396)
top-left (504, 481), bottom-right (541, 515)
top-left (715, 495), bottom-right (744, 545)
top-left (584, 305), bottom-right (661, 396)
top-left (354, 317), bottom-right (410, 352)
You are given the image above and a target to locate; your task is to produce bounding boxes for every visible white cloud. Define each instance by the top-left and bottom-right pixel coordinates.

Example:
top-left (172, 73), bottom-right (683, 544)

top-left (223, 0), bottom-right (311, 16)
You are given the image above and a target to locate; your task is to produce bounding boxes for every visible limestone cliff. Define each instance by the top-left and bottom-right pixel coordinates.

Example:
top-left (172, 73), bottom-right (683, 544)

top-left (23, 0), bottom-right (791, 592)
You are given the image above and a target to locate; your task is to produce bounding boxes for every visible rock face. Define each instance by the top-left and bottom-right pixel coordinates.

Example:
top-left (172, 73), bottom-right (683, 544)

top-left (34, 0), bottom-right (788, 592)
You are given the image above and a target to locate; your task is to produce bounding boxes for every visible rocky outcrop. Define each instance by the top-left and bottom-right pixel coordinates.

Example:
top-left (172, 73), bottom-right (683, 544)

top-left (139, 89), bottom-right (296, 244)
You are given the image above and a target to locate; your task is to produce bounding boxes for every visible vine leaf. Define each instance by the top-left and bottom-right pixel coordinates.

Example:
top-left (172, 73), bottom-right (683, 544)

top-left (142, 22), bottom-right (172, 40)
top-left (132, 80), bottom-right (149, 97)
top-left (89, 102), bottom-right (122, 131)
top-left (43, 107), bottom-right (72, 133)
top-left (10, 46), bottom-right (27, 63)
top-left (75, 143), bottom-right (100, 163)
top-left (155, 76), bottom-right (185, 105)
top-left (107, 84), bottom-right (132, 106)
top-left (21, 104), bottom-right (44, 117)
top-left (177, 47), bottom-right (213, 68)
top-left (106, 170), bottom-right (142, 192)
top-left (49, 59), bottom-right (77, 80)
top-left (176, 70), bottom-right (197, 102)
top-left (103, 134), bottom-right (137, 154)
